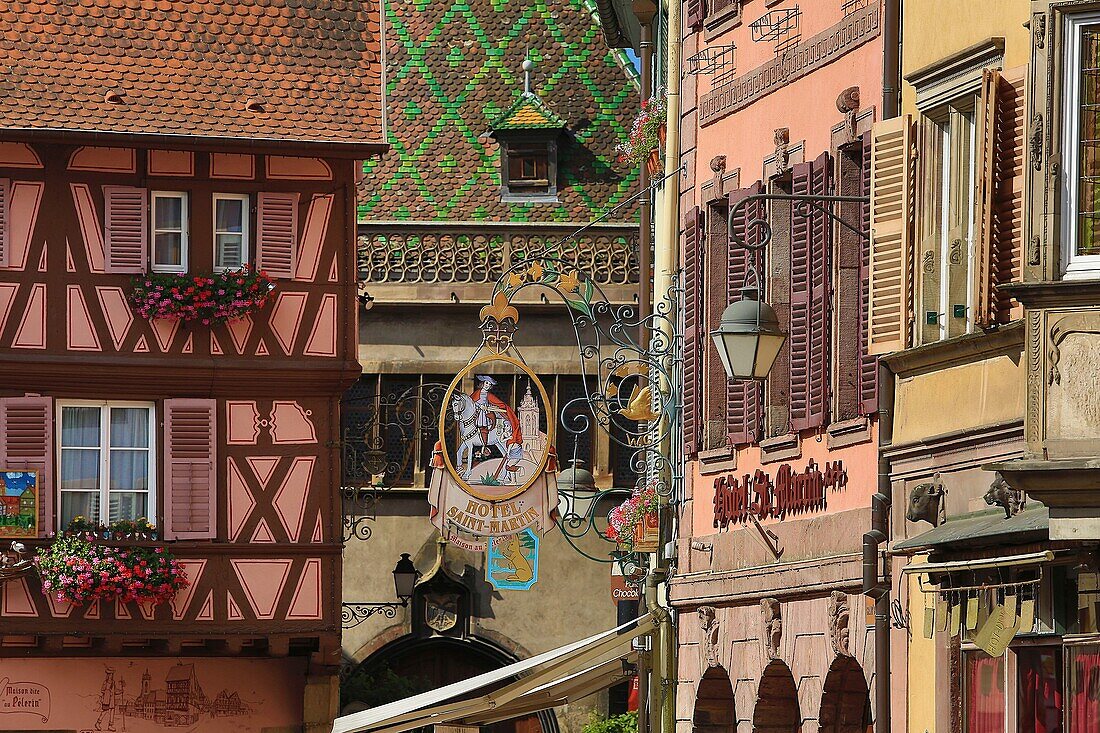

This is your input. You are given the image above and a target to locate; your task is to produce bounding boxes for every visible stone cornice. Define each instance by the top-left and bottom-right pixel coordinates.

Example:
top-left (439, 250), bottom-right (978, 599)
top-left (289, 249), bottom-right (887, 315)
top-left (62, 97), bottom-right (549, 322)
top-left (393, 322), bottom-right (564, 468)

top-left (881, 320), bottom-right (1024, 378)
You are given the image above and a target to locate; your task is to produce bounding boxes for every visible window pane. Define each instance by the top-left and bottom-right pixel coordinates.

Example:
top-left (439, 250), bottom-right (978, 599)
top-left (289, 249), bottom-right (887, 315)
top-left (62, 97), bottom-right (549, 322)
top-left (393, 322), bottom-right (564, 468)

top-left (964, 651), bottom-right (1005, 733)
top-left (216, 198), bottom-right (244, 233)
top-left (154, 196), bottom-right (183, 230)
top-left (1079, 27), bottom-right (1100, 256)
top-left (60, 449), bottom-right (99, 491)
top-left (110, 407), bottom-right (148, 448)
top-left (109, 450), bottom-right (148, 491)
top-left (155, 232), bottom-right (183, 266)
top-left (217, 234), bottom-right (244, 269)
top-left (1069, 645), bottom-right (1100, 732)
top-left (62, 406), bottom-right (100, 447)
top-left (108, 492), bottom-right (148, 523)
top-left (1017, 647), bottom-right (1063, 733)
top-left (60, 491), bottom-right (99, 528)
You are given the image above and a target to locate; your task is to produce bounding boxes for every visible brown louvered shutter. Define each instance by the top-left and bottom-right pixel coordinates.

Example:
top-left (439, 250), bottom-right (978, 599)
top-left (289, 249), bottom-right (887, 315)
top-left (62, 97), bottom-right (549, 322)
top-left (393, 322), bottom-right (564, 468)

top-left (992, 68), bottom-right (1026, 324)
top-left (685, 0), bottom-right (704, 30)
top-left (858, 131), bottom-right (879, 415)
top-left (104, 186), bottom-right (148, 274)
top-left (789, 154), bottom-right (832, 432)
top-left (868, 116), bottom-right (914, 354)
top-left (727, 183), bottom-right (765, 445)
top-left (973, 69), bottom-right (1003, 328)
top-left (0, 396), bottom-right (53, 537)
top-left (163, 399), bottom-right (217, 540)
top-left (682, 206), bottom-right (704, 457)
top-left (257, 192), bottom-right (300, 279)
top-left (703, 201), bottom-right (729, 451)
top-left (0, 178), bottom-right (9, 269)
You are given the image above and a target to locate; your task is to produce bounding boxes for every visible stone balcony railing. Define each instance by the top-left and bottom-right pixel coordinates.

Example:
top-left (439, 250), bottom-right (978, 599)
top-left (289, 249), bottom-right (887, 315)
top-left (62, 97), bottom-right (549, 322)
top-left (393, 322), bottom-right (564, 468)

top-left (357, 221), bottom-right (640, 304)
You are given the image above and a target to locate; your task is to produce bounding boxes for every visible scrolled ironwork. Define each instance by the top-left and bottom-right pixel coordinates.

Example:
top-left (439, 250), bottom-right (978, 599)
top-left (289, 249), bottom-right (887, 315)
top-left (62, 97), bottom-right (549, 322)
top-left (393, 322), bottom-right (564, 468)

top-left (341, 601), bottom-right (404, 629)
top-left (0, 541), bottom-right (33, 582)
top-left (728, 192), bottom-right (870, 254)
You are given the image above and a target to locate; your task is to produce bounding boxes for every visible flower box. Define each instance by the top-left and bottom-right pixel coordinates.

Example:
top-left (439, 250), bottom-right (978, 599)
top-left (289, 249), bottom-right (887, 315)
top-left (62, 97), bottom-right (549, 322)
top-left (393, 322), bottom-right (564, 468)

top-left (605, 486), bottom-right (661, 553)
top-left (616, 89), bottom-right (668, 172)
top-left (129, 265), bottom-right (275, 325)
top-left (632, 511), bottom-right (660, 553)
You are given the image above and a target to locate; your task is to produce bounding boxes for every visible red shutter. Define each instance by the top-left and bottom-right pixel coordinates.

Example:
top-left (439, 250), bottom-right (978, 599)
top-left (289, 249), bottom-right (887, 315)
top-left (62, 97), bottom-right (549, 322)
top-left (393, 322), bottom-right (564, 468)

top-left (726, 182), bottom-right (765, 445)
top-left (682, 206), bottom-right (704, 457)
top-left (790, 153), bottom-right (832, 432)
top-left (257, 192), bottom-right (300, 279)
top-left (0, 178), bottom-right (9, 268)
top-left (858, 132), bottom-right (878, 415)
top-left (0, 396), bottom-right (53, 537)
top-left (704, 202), bottom-right (729, 451)
top-left (685, 0), bottom-right (704, 30)
top-left (163, 399), bottom-right (217, 540)
top-left (103, 186), bottom-right (148, 274)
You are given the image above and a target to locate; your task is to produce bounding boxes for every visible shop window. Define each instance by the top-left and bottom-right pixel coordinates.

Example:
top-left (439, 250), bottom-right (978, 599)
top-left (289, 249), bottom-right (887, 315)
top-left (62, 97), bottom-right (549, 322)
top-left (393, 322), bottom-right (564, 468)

top-left (1017, 647), bottom-right (1063, 733)
top-left (1061, 14), bottom-right (1100, 279)
top-left (1068, 645), bottom-right (1100, 732)
top-left (964, 651), bottom-right (1006, 733)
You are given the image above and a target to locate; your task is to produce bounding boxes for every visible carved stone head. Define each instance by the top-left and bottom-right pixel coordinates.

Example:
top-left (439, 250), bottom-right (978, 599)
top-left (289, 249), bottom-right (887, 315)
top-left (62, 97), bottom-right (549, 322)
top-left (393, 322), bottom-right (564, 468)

top-left (698, 605), bottom-right (720, 668)
top-left (984, 473), bottom-right (1025, 519)
top-left (906, 480), bottom-right (945, 526)
top-left (760, 598), bottom-right (782, 659)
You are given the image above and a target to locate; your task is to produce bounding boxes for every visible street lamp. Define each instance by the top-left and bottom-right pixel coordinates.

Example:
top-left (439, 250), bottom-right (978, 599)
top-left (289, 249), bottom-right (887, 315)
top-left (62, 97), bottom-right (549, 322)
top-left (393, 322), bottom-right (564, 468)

top-left (392, 553), bottom-right (418, 604)
top-left (558, 460), bottom-right (599, 520)
top-left (710, 286), bottom-right (786, 380)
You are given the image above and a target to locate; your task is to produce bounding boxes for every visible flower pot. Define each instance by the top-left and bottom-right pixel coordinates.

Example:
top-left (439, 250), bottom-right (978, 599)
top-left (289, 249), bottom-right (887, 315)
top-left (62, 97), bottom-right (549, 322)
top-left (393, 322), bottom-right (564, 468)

top-left (632, 512), bottom-right (660, 553)
top-left (646, 148), bottom-right (662, 176)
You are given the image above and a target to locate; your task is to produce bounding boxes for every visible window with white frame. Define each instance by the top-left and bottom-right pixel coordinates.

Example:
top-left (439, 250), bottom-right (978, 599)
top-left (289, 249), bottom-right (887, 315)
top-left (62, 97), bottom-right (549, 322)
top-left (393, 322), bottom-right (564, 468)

top-left (151, 191), bottom-right (188, 273)
top-left (1062, 13), bottom-right (1100, 278)
top-left (214, 193), bottom-right (249, 271)
top-left (58, 403), bottom-right (155, 528)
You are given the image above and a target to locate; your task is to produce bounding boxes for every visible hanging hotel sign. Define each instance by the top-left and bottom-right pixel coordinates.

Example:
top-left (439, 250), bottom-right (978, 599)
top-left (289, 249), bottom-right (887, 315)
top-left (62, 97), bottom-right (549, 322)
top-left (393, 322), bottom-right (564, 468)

top-left (713, 459), bottom-right (848, 529)
top-left (429, 294), bottom-right (559, 551)
top-left (699, 4), bottom-right (880, 126)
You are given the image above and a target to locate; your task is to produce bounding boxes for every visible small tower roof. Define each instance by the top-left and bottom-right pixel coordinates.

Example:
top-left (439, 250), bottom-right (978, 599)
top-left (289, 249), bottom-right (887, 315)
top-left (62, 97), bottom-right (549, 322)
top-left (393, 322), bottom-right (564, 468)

top-left (491, 92), bottom-right (567, 131)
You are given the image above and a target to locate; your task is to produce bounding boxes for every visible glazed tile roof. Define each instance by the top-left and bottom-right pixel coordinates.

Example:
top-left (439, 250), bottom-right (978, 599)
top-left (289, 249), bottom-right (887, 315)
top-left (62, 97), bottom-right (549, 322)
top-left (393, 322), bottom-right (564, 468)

top-left (491, 93), bottom-right (567, 131)
top-left (358, 0), bottom-right (640, 222)
top-left (0, 1), bottom-right (385, 152)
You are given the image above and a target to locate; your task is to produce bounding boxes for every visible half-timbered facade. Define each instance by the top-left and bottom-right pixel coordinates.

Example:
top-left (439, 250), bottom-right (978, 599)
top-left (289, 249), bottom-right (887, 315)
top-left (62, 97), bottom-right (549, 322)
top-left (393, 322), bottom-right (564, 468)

top-left (0, 3), bottom-right (383, 731)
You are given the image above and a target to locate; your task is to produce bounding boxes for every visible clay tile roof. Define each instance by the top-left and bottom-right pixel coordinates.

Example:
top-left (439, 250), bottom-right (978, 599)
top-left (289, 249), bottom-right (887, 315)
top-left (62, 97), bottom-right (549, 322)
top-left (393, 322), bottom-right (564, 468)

top-left (491, 92), bottom-right (567, 132)
top-left (0, 1), bottom-right (384, 154)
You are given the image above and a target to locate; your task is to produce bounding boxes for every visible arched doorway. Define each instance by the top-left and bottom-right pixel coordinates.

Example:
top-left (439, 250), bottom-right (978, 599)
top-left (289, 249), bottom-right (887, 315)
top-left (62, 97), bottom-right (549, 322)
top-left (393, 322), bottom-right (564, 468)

top-left (753, 660), bottom-right (800, 733)
top-left (818, 657), bottom-right (871, 733)
top-left (694, 667), bottom-right (736, 733)
top-left (342, 635), bottom-right (557, 733)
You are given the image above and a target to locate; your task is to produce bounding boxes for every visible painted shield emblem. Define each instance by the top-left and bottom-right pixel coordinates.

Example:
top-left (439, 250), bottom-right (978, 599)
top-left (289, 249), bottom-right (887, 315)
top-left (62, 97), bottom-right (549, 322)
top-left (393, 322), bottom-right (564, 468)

top-left (439, 354), bottom-right (554, 502)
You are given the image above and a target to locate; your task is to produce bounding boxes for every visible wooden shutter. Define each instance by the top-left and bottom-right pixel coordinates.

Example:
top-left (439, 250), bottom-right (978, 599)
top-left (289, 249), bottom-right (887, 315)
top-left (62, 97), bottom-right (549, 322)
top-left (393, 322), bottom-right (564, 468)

top-left (727, 183), bottom-right (765, 445)
top-left (685, 0), bottom-right (704, 30)
top-left (789, 153), bottom-right (832, 432)
top-left (868, 116), bottom-right (914, 354)
top-left (858, 131), bottom-right (879, 415)
top-left (163, 399), bottom-right (217, 540)
top-left (0, 396), bottom-right (53, 537)
top-left (257, 192), bottom-right (300, 279)
top-left (973, 69), bottom-right (1003, 328)
top-left (992, 68), bottom-right (1027, 324)
top-left (682, 206), bottom-right (704, 457)
top-left (104, 186), bottom-right (148, 274)
top-left (703, 201), bottom-right (729, 451)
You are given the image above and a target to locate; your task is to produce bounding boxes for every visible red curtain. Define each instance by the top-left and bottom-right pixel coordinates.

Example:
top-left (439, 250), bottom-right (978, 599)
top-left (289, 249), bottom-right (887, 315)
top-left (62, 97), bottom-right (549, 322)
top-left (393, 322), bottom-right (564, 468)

top-left (966, 652), bottom-right (1006, 733)
top-left (1018, 648), bottom-right (1063, 733)
top-left (1070, 647), bottom-right (1100, 733)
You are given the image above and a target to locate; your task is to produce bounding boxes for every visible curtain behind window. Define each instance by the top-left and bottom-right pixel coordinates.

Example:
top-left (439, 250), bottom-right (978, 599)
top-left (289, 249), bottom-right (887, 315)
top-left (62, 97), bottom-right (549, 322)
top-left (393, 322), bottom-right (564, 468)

top-left (966, 651), bottom-right (1006, 733)
top-left (1070, 646), bottom-right (1100, 732)
top-left (1018, 647), bottom-right (1063, 733)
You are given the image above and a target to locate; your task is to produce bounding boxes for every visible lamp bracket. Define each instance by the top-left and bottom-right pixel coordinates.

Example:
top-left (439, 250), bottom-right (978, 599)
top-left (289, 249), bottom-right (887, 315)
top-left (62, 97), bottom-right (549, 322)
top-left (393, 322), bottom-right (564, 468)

top-left (727, 192), bottom-right (870, 255)
top-left (341, 600), bottom-right (408, 629)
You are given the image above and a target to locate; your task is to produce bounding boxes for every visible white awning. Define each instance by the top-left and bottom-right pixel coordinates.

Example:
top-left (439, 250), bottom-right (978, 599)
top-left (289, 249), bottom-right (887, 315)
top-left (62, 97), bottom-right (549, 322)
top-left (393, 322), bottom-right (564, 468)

top-left (333, 613), bottom-right (655, 733)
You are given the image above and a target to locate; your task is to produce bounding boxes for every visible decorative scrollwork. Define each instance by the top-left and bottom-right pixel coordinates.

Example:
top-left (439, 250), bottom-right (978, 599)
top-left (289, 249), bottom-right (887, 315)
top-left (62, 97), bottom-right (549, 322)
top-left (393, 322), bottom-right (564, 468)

top-left (0, 541), bottom-right (33, 582)
top-left (341, 602), bottom-right (403, 629)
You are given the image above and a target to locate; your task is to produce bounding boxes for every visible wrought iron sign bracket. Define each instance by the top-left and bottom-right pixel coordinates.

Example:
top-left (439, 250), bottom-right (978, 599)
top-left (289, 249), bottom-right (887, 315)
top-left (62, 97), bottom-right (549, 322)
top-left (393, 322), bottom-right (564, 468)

top-left (341, 600), bottom-right (408, 629)
top-left (728, 193), bottom-right (870, 255)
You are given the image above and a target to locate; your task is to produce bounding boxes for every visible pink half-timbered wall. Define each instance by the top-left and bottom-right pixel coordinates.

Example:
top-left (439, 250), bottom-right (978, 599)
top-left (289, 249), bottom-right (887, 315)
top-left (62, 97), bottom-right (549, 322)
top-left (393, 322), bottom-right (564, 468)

top-left (0, 142), bottom-right (355, 638)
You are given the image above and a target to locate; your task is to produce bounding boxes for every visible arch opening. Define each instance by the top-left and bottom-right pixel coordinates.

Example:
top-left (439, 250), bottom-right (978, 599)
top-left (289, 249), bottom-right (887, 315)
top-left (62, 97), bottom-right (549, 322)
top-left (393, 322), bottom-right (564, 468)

top-left (752, 659), bottom-right (800, 733)
top-left (818, 656), bottom-right (872, 733)
top-left (694, 667), bottom-right (736, 733)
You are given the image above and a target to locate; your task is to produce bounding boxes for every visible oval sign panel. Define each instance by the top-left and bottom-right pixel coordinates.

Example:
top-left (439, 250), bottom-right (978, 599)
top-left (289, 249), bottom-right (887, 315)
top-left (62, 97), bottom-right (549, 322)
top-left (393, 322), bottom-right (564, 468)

top-left (439, 354), bottom-right (555, 502)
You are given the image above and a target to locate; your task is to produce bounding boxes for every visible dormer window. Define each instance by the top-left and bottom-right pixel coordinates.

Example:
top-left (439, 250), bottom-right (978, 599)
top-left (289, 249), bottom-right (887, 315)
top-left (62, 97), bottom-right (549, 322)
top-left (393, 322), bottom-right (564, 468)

top-left (490, 59), bottom-right (567, 204)
top-left (500, 138), bottom-right (558, 201)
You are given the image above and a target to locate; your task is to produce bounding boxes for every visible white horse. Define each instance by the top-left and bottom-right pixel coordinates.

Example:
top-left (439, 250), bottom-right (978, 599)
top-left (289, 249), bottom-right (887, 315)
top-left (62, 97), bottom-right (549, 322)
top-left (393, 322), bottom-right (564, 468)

top-left (450, 392), bottom-right (514, 481)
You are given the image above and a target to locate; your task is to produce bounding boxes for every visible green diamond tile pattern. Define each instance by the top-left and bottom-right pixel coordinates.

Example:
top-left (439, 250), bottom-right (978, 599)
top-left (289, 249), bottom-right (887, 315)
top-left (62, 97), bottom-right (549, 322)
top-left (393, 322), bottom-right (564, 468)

top-left (358, 0), bottom-right (641, 223)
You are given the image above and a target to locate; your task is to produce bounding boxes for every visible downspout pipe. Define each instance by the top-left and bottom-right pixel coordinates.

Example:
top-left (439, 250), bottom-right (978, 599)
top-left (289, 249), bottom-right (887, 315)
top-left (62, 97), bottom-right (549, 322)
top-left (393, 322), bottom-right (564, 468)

top-left (863, 360), bottom-right (894, 733)
top-left (882, 0), bottom-right (901, 119)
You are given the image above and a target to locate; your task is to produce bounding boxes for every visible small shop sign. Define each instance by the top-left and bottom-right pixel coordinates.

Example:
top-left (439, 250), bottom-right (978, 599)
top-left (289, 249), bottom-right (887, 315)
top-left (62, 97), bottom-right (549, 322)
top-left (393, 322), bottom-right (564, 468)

top-left (486, 529), bottom-right (539, 591)
top-left (712, 459), bottom-right (848, 528)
